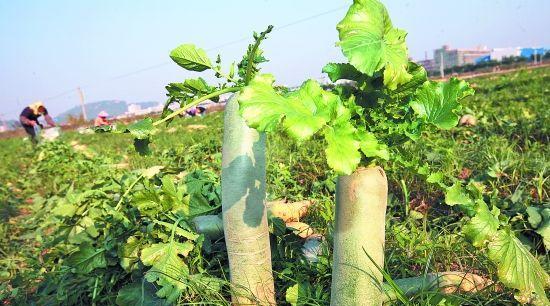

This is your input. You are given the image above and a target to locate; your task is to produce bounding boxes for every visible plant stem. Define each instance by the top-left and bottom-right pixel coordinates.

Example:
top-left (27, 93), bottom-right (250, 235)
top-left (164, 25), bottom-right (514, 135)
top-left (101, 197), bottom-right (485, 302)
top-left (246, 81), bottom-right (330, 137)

top-left (114, 174), bottom-right (144, 211)
top-left (153, 87), bottom-right (240, 127)
top-left (244, 25), bottom-right (273, 84)
top-left (400, 179), bottom-right (409, 217)
top-left (213, 67), bottom-right (238, 84)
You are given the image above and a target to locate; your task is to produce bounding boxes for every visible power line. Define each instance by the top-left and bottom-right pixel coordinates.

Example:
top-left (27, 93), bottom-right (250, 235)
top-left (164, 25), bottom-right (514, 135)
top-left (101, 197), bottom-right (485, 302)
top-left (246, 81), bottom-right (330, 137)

top-left (40, 4), bottom-right (347, 103)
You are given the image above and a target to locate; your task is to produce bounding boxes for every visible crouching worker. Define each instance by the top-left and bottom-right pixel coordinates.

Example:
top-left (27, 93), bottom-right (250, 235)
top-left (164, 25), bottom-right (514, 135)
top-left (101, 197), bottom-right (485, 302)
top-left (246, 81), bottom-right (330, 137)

top-left (19, 101), bottom-right (56, 143)
top-left (94, 111), bottom-right (110, 127)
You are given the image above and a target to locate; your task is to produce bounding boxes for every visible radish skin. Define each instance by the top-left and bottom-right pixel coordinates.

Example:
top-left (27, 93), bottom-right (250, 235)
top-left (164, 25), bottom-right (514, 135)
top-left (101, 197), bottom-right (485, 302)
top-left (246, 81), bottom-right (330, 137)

top-left (221, 95), bottom-right (275, 305)
top-left (382, 272), bottom-right (493, 303)
top-left (331, 166), bottom-right (388, 306)
top-left (192, 200), bottom-right (314, 240)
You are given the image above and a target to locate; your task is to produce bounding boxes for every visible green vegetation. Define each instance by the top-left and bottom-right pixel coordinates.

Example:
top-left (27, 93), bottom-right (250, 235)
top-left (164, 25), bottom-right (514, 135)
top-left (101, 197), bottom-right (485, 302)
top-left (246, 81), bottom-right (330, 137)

top-left (0, 66), bottom-right (549, 305)
top-left (1, 0), bottom-right (549, 304)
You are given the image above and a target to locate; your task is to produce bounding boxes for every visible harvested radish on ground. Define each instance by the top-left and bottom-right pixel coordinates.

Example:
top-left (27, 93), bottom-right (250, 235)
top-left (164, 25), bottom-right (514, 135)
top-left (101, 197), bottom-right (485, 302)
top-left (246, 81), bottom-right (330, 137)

top-left (459, 114), bottom-right (477, 126)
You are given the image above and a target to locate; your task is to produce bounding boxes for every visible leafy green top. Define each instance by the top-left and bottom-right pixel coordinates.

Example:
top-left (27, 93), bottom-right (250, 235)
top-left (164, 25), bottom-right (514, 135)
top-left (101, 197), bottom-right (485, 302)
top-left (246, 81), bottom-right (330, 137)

top-left (336, 0), bottom-right (411, 89)
top-left (237, 0), bottom-right (473, 175)
top-left (101, 26), bottom-right (274, 154)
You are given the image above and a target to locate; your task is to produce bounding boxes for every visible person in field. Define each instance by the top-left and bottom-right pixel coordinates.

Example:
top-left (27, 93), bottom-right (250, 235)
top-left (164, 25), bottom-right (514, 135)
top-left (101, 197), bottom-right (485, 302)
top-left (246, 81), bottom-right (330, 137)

top-left (19, 101), bottom-right (56, 143)
top-left (94, 111), bottom-right (110, 127)
top-left (185, 105), bottom-right (206, 117)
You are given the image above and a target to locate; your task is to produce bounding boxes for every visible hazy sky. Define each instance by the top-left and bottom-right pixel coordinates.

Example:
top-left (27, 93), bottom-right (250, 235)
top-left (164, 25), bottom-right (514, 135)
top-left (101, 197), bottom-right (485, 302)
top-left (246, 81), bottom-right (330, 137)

top-left (1, 0), bottom-right (549, 119)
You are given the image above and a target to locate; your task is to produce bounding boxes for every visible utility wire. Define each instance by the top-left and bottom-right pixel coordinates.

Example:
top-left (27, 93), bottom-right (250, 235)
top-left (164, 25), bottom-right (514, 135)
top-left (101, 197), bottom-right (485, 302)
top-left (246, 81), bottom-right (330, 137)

top-left (41, 4), bottom-right (347, 103)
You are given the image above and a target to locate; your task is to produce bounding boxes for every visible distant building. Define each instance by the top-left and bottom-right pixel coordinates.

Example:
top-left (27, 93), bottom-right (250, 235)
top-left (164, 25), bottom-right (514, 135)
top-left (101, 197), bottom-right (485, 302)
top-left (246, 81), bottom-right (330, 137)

top-left (434, 45), bottom-right (491, 69)
top-left (417, 59), bottom-right (436, 72)
top-left (491, 47), bottom-right (521, 61)
top-left (118, 103), bottom-right (163, 118)
top-left (475, 55), bottom-right (491, 64)
top-left (520, 47), bottom-right (548, 59)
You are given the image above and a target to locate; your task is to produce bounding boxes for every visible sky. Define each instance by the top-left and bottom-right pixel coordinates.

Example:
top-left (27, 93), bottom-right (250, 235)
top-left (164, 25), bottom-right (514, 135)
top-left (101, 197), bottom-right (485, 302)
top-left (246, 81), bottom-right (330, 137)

top-left (1, 0), bottom-right (549, 120)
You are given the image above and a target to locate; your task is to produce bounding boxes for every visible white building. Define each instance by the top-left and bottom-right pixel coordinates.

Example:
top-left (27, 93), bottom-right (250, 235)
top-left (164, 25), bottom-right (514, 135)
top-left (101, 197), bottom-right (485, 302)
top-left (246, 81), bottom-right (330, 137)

top-left (126, 103), bottom-right (163, 117)
top-left (491, 47), bottom-right (521, 61)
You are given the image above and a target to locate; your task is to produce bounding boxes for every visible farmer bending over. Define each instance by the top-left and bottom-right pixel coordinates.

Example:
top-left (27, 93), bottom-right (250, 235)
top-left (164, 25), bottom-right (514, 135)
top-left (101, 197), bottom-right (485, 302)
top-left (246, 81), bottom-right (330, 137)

top-left (19, 101), bottom-right (56, 143)
top-left (94, 111), bottom-right (110, 127)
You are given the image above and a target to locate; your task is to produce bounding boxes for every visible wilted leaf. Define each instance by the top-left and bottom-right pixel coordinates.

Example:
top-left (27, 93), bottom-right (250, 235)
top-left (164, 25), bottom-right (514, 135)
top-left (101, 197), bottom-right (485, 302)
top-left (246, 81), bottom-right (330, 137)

top-left (119, 236), bottom-right (141, 272)
top-left (391, 62), bottom-right (428, 98)
top-left (142, 166), bottom-right (164, 179)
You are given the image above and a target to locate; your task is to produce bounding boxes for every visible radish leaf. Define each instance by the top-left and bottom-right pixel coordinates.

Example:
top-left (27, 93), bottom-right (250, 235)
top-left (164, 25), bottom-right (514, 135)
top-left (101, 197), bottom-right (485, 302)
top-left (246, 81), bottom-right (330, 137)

top-left (170, 44), bottom-right (212, 72)
top-left (411, 78), bottom-right (474, 129)
top-left (336, 0), bottom-right (411, 89)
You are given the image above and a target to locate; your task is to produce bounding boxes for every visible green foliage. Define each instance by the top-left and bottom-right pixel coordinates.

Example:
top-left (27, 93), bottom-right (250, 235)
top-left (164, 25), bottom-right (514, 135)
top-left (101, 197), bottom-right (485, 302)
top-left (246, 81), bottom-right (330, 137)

top-left (2, 0), bottom-right (549, 304)
top-left (238, 0), bottom-right (472, 176)
top-left (336, 0), bottom-right (411, 89)
top-left (116, 281), bottom-right (167, 306)
top-left (411, 78), bottom-right (474, 129)
top-left (445, 184), bottom-right (550, 305)
top-left (169, 44), bottom-right (213, 72)
top-left (488, 230), bottom-right (550, 305)
top-left (65, 243), bottom-right (107, 274)
top-left (526, 206), bottom-right (550, 249)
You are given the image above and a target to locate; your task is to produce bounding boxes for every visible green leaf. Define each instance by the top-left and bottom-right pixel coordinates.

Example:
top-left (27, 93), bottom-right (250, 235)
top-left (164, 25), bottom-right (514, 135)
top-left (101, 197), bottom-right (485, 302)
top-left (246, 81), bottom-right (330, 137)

top-left (324, 122), bottom-right (361, 175)
top-left (169, 44), bottom-right (212, 72)
top-left (269, 216), bottom-right (287, 236)
top-left (357, 130), bottom-right (389, 160)
top-left (336, 0), bottom-right (411, 89)
top-left (182, 78), bottom-right (212, 95)
top-left (52, 201), bottom-right (77, 217)
top-left (239, 75), bottom-right (339, 140)
top-left (463, 200), bottom-right (500, 247)
top-left (410, 78), bottom-right (474, 129)
top-left (127, 118), bottom-right (154, 139)
top-left (116, 281), bottom-right (167, 306)
top-left (526, 206), bottom-right (543, 228)
top-left (426, 172), bottom-right (444, 185)
top-left (153, 220), bottom-right (199, 241)
top-left (119, 236), bottom-right (141, 272)
top-left (487, 229), bottom-right (550, 305)
top-left (140, 242), bottom-right (194, 266)
top-left (65, 243), bottom-right (107, 274)
top-left (526, 207), bottom-right (550, 249)
top-left (141, 242), bottom-right (194, 303)
top-left (238, 74), bottom-right (287, 132)
top-left (286, 282), bottom-right (312, 306)
top-left (134, 138), bottom-right (152, 156)
top-left (390, 62), bottom-right (428, 98)
top-left (322, 63), bottom-right (363, 82)
top-left (444, 183), bottom-right (475, 216)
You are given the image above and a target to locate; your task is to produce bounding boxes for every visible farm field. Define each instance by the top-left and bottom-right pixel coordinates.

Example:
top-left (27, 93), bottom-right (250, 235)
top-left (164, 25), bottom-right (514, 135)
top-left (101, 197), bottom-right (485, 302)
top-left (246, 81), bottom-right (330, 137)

top-left (0, 64), bottom-right (548, 305)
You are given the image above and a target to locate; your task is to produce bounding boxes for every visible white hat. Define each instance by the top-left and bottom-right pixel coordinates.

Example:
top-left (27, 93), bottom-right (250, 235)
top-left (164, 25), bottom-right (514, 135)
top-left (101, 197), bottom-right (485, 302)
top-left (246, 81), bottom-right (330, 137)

top-left (98, 111), bottom-right (109, 117)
